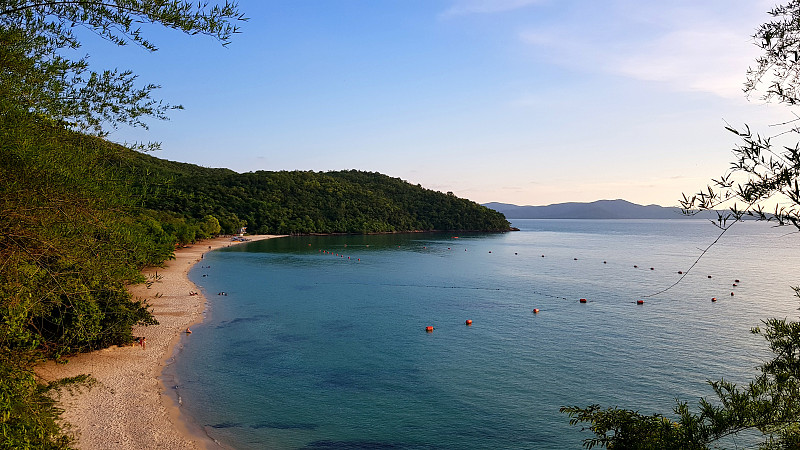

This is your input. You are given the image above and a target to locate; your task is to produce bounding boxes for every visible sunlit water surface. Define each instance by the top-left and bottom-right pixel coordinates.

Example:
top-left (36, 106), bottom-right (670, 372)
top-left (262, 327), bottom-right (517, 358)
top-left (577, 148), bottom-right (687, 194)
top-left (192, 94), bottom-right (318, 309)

top-left (171, 220), bottom-right (800, 449)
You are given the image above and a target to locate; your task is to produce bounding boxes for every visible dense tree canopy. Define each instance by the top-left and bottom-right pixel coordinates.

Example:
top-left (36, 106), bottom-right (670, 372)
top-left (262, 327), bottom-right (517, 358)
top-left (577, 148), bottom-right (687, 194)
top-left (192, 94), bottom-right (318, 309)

top-left (123, 150), bottom-right (512, 236)
top-left (0, 4), bottom-right (511, 447)
top-left (565, 2), bottom-right (800, 448)
top-left (0, 2), bottom-right (246, 447)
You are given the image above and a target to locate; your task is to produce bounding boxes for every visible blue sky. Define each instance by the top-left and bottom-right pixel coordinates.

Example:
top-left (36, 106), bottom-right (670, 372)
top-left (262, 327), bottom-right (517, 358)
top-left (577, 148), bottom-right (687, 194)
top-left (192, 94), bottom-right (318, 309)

top-left (85, 0), bottom-right (789, 207)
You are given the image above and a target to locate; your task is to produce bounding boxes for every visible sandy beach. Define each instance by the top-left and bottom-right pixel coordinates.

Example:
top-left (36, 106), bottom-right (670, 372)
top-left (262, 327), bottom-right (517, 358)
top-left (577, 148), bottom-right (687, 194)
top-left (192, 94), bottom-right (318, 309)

top-left (37, 235), bottom-right (283, 449)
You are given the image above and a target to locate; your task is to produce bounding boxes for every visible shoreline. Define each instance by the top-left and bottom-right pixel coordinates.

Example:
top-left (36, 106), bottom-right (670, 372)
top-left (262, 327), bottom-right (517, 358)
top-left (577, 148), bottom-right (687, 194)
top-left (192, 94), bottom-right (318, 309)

top-left (36, 235), bottom-right (283, 449)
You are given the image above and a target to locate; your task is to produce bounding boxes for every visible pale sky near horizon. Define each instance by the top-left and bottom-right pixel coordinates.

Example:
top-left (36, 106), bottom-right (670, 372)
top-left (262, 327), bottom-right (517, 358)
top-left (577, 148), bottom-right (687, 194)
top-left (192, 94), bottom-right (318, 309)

top-left (84, 0), bottom-right (794, 207)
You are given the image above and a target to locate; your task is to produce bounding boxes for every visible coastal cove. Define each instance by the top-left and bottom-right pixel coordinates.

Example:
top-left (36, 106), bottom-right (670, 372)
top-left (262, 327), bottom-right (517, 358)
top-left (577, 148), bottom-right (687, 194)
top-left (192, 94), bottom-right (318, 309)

top-left (174, 219), bottom-right (800, 449)
top-left (36, 235), bottom-right (284, 449)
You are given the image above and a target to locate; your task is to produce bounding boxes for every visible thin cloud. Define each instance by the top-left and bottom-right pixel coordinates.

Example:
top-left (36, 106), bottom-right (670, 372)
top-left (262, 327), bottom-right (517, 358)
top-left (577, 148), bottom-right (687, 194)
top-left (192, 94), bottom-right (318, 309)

top-left (611, 28), bottom-right (758, 98)
top-left (442, 0), bottom-right (545, 17)
top-left (517, 1), bottom-right (770, 99)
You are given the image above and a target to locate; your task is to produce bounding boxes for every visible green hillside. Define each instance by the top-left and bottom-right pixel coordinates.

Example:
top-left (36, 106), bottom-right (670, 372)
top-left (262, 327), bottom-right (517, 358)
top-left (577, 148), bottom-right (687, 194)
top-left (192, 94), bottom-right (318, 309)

top-left (124, 151), bottom-right (511, 235)
top-left (1, 107), bottom-right (509, 447)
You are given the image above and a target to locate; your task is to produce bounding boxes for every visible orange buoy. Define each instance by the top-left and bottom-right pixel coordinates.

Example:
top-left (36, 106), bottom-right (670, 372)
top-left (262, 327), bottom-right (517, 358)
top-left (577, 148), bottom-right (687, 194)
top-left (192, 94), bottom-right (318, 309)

top-left (425, 326), bottom-right (434, 332)
top-left (735, 279), bottom-right (740, 283)
top-left (731, 292), bottom-right (735, 296)
top-left (465, 319), bottom-right (473, 326)
top-left (711, 297), bottom-right (717, 302)
top-left (579, 298), bottom-right (587, 303)
top-left (636, 300), bottom-right (644, 305)
top-left (733, 283), bottom-right (737, 287)
top-left (533, 308), bottom-right (540, 313)
top-left (678, 271), bottom-right (683, 274)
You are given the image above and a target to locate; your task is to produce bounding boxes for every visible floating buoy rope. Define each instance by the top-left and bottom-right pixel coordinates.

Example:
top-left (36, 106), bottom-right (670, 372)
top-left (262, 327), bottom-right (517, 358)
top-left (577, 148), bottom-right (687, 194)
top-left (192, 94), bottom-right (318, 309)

top-left (313, 239), bottom-right (744, 307)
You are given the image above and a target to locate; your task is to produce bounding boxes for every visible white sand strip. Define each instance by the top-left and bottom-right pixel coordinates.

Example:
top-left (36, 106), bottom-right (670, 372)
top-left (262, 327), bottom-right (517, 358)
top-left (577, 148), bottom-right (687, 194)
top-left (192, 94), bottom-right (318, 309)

top-left (37, 235), bottom-right (284, 449)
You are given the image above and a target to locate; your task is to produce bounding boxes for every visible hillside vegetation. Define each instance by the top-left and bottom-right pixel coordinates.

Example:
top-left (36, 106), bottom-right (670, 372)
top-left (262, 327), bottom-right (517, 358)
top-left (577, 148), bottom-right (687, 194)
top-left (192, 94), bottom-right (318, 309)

top-left (1, 108), bottom-right (509, 447)
top-left (128, 151), bottom-right (511, 236)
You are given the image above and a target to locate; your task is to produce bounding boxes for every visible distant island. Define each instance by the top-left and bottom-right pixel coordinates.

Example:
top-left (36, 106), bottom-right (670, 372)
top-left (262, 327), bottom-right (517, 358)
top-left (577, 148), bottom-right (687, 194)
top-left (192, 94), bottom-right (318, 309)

top-left (483, 199), bottom-right (718, 220)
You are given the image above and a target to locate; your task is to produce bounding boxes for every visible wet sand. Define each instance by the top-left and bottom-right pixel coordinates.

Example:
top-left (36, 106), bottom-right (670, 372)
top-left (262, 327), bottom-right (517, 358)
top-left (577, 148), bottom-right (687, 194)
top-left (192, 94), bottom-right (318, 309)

top-left (37, 235), bottom-right (283, 449)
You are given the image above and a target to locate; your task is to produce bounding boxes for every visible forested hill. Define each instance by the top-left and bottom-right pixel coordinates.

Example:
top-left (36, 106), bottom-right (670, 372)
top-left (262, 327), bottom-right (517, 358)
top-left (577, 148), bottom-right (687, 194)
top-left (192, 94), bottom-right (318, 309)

top-left (1, 107), bottom-right (508, 447)
top-left (484, 200), bottom-right (684, 219)
top-left (484, 200), bottom-right (719, 220)
top-left (124, 151), bottom-right (512, 235)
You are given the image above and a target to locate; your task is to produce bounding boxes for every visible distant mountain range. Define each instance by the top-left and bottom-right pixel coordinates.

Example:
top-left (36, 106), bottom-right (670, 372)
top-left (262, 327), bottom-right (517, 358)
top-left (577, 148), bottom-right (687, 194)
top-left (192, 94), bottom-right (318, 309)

top-left (483, 199), bottom-right (718, 220)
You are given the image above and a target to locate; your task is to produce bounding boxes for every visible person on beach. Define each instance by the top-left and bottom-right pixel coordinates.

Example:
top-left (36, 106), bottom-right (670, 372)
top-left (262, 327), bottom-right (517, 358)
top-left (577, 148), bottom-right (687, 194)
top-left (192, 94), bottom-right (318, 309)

top-left (140, 337), bottom-right (146, 350)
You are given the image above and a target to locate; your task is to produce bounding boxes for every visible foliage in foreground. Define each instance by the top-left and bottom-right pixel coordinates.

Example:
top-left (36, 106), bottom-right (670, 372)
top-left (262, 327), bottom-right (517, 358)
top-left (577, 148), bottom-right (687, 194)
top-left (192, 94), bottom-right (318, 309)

top-left (0, 1), bottom-right (246, 447)
top-left (562, 308), bottom-right (800, 449)
top-left (564, 2), bottom-right (800, 448)
top-left (0, 0), bottom-right (245, 138)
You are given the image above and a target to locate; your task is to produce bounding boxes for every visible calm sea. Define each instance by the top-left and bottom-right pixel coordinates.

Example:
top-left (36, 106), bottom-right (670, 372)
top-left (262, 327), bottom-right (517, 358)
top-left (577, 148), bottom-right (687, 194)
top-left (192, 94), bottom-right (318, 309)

top-left (171, 219), bottom-right (800, 449)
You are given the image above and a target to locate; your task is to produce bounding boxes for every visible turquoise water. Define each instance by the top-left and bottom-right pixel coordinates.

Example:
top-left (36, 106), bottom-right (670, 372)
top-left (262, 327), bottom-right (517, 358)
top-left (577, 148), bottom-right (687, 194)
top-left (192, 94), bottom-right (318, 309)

top-left (173, 220), bottom-right (799, 449)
